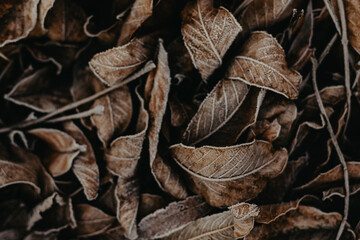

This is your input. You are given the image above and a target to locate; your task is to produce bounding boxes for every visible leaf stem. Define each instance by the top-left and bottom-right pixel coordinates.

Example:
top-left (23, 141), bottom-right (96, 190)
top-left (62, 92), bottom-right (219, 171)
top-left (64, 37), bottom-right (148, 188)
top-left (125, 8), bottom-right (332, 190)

top-left (0, 62), bottom-right (155, 134)
top-left (311, 57), bottom-right (349, 240)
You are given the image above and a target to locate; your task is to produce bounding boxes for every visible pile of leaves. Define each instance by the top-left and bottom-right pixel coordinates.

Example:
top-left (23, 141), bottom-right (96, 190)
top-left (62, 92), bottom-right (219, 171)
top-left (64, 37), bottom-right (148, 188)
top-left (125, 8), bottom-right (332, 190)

top-left (0, 0), bottom-right (360, 239)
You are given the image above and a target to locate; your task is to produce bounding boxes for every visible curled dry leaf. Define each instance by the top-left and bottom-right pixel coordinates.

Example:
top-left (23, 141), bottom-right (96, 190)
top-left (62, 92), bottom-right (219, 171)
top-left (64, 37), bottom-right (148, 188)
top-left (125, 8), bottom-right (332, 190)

top-left (181, 0), bottom-right (242, 81)
top-left (0, 143), bottom-right (56, 197)
top-left (170, 140), bottom-right (288, 207)
top-left (90, 85), bottom-right (132, 147)
top-left (105, 87), bottom-right (148, 179)
top-left (115, 178), bottom-right (140, 240)
top-left (246, 205), bottom-right (342, 240)
top-left (117, 0), bottom-right (153, 46)
top-left (0, 0), bottom-right (39, 48)
top-left (343, 0), bottom-right (360, 54)
top-left (89, 36), bottom-right (155, 86)
top-left (138, 195), bottom-right (211, 239)
top-left (322, 183), bottom-right (360, 200)
top-left (63, 121), bottom-right (100, 201)
top-left (294, 162), bottom-right (360, 193)
top-left (72, 204), bottom-right (115, 238)
top-left (30, 0), bottom-right (56, 37)
top-left (44, 0), bottom-right (87, 42)
top-left (238, 0), bottom-right (302, 33)
top-left (146, 40), bottom-right (188, 199)
top-left (164, 202), bottom-right (258, 240)
top-left (226, 31), bottom-right (302, 99)
top-left (183, 79), bottom-right (266, 146)
top-left (247, 119), bottom-right (282, 142)
top-left (5, 68), bottom-right (72, 113)
top-left (28, 128), bottom-right (84, 177)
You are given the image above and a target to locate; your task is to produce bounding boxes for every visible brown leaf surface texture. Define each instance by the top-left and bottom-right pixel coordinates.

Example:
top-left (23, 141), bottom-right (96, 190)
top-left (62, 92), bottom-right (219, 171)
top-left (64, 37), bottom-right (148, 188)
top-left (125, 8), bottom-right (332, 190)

top-left (117, 0), bottom-right (153, 46)
top-left (105, 87), bottom-right (148, 179)
top-left (226, 31), bottom-right (302, 99)
top-left (146, 40), bottom-right (188, 199)
top-left (0, 0), bottom-right (39, 47)
top-left (89, 36), bottom-right (155, 86)
top-left (170, 140), bottom-right (288, 207)
top-left (181, 0), bottom-right (242, 81)
top-left (63, 121), bottom-right (100, 200)
top-left (344, 0), bottom-right (360, 54)
top-left (28, 128), bottom-right (84, 177)
top-left (138, 195), bottom-right (211, 239)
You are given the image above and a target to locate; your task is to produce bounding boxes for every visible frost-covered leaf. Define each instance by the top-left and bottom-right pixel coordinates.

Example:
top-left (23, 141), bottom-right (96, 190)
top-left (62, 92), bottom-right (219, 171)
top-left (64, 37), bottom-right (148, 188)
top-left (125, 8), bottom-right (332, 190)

top-left (170, 140), bottom-right (288, 207)
top-left (226, 31), bottom-right (302, 99)
top-left (181, 0), bottom-right (242, 81)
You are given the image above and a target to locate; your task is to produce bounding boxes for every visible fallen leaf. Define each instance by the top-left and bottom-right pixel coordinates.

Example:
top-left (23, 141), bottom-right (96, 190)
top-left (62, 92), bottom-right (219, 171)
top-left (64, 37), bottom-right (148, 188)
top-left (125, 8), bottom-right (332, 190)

top-left (0, 0), bottom-right (39, 47)
top-left (28, 128), bottom-right (84, 177)
top-left (117, 0), bottom-right (153, 46)
top-left (5, 68), bottom-right (72, 113)
top-left (115, 178), bottom-right (140, 240)
top-left (146, 40), bottom-right (188, 199)
top-left (44, 0), bottom-right (87, 42)
top-left (105, 87), bottom-right (148, 179)
top-left (238, 0), bottom-right (302, 33)
top-left (246, 205), bottom-right (342, 240)
top-left (247, 119), bottom-right (282, 142)
top-left (294, 162), bottom-right (360, 193)
top-left (72, 204), bottom-right (115, 238)
top-left (89, 36), bottom-right (155, 86)
top-left (30, 0), bottom-right (56, 37)
top-left (138, 195), bottom-right (211, 239)
top-left (0, 142), bottom-right (56, 197)
top-left (138, 193), bottom-right (167, 219)
top-left (63, 121), bottom-right (100, 201)
top-left (181, 0), bottom-right (242, 81)
top-left (343, 0), bottom-right (360, 54)
top-left (226, 31), bottom-right (302, 99)
top-left (90, 84), bottom-right (132, 147)
top-left (164, 202), bottom-right (258, 240)
top-left (183, 80), bottom-right (266, 146)
top-left (170, 140), bottom-right (288, 207)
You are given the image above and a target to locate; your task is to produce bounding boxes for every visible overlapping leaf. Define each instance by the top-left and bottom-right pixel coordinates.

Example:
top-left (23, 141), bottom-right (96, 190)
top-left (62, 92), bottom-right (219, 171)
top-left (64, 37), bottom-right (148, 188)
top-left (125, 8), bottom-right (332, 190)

top-left (170, 140), bottom-right (288, 207)
top-left (226, 31), bottom-right (302, 99)
top-left (181, 0), bottom-right (242, 81)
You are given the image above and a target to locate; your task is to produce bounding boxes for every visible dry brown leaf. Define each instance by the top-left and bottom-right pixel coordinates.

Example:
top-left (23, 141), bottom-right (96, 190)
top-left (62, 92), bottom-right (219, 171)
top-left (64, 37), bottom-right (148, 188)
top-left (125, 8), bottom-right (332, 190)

top-left (28, 128), bottom-right (84, 177)
top-left (181, 0), bottom-right (242, 81)
top-left (63, 121), bottom-right (100, 201)
top-left (164, 202), bottom-right (258, 240)
top-left (294, 162), bottom-right (360, 193)
top-left (183, 80), bottom-right (266, 146)
top-left (322, 183), bottom-right (360, 200)
top-left (105, 87), bottom-right (148, 179)
top-left (44, 0), bottom-right (87, 42)
top-left (72, 204), bottom-right (115, 238)
top-left (117, 0), bottom-right (153, 46)
top-left (0, 0), bottom-right (39, 47)
top-left (146, 40), bottom-right (188, 199)
top-left (4, 68), bottom-right (72, 113)
top-left (138, 195), bottom-right (211, 239)
top-left (245, 205), bottom-right (342, 240)
top-left (238, 0), bottom-right (302, 33)
top-left (0, 143), bottom-right (56, 197)
top-left (247, 119), bottom-right (282, 142)
top-left (89, 36), bottom-right (155, 86)
top-left (226, 31), bottom-right (302, 99)
top-left (168, 94), bottom-right (194, 128)
top-left (90, 85), bottom-right (132, 147)
top-left (343, 0), bottom-right (360, 54)
top-left (115, 178), bottom-right (140, 240)
top-left (30, 0), bottom-right (56, 37)
top-left (170, 140), bottom-right (288, 207)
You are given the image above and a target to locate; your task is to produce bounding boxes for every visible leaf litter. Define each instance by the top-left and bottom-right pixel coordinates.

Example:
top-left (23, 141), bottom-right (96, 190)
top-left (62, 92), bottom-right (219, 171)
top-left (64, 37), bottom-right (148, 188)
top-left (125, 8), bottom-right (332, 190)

top-left (0, 0), bottom-right (359, 239)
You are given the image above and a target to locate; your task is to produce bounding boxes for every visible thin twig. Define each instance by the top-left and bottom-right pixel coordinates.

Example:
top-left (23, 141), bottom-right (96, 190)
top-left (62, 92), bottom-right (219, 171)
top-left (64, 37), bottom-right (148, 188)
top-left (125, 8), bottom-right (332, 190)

top-left (311, 57), bottom-right (349, 240)
top-left (323, 0), bottom-right (342, 35)
top-left (299, 33), bottom-right (338, 92)
top-left (0, 61), bottom-right (155, 134)
top-left (46, 105), bottom-right (104, 123)
top-left (335, 0), bottom-right (352, 140)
